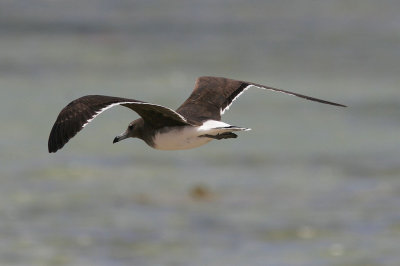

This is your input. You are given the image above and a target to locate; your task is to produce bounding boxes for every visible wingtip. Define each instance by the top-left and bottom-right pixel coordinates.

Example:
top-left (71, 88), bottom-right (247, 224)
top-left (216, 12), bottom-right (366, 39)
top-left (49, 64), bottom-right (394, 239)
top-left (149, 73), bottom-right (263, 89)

top-left (328, 103), bottom-right (346, 108)
top-left (48, 144), bottom-right (58, 153)
top-left (333, 102), bottom-right (347, 108)
top-left (308, 98), bottom-right (347, 108)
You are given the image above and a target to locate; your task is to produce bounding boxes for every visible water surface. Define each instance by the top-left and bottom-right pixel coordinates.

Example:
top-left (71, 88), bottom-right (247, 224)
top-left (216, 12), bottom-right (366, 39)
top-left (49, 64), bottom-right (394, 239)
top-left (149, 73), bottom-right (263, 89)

top-left (1, 1), bottom-right (400, 265)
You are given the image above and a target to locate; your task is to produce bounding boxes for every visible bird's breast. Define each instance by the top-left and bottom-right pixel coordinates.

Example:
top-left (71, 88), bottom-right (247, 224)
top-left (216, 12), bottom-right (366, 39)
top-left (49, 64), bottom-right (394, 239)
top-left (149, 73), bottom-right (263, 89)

top-left (152, 126), bottom-right (212, 150)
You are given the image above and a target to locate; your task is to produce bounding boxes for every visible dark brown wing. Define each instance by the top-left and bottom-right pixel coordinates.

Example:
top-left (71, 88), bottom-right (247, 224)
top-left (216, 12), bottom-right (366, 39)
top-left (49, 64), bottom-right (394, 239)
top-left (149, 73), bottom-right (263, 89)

top-left (176, 77), bottom-right (246, 122)
top-left (176, 76), bottom-right (346, 123)
top-left (48, 95), bottom-right (190, 153)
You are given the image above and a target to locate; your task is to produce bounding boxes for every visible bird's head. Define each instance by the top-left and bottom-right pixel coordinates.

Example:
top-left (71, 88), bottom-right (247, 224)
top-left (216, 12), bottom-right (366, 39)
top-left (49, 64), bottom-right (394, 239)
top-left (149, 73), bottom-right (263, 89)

top-left (113, 118), bottom-right (144, 144)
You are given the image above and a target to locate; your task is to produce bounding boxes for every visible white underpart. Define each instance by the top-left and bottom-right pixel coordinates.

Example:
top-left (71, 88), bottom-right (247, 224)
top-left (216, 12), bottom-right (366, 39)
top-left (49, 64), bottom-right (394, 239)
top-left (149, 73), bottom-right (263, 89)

top-left (153, 120), bottom-right (250, 150)
top-left (81, 101), bottom-right (187, 128)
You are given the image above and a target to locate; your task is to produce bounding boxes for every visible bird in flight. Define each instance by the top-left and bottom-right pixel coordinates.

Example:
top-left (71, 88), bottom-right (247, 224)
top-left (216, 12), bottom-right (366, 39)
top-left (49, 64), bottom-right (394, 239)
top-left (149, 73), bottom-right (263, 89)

top-left (48, 76), bottom-right (345, 153)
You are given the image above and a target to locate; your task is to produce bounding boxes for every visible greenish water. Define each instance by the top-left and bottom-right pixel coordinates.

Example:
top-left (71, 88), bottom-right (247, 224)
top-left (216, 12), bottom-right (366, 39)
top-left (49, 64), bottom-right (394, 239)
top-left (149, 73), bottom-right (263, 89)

top-left (1, 1), bottom-right (400, 265)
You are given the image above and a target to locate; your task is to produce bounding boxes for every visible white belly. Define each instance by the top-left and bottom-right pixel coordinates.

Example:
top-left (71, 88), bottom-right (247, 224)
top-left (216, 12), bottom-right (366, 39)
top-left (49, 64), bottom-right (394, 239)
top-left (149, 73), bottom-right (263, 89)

top-left (153, 120), bottom-right (247, 151)
top-left (153, 126), bottom-right (212, 150)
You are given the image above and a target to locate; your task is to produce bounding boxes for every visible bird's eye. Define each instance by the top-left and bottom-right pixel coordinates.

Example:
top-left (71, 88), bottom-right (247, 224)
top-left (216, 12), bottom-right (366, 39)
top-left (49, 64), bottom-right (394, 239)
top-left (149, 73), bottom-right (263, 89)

top-left (128, 125), bottom-right (134, 130)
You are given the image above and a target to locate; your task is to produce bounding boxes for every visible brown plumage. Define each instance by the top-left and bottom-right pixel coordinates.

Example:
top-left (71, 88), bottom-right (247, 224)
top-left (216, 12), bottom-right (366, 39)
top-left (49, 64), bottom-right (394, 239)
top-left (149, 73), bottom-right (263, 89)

top-left (48, 76), bottom-right (345, 153)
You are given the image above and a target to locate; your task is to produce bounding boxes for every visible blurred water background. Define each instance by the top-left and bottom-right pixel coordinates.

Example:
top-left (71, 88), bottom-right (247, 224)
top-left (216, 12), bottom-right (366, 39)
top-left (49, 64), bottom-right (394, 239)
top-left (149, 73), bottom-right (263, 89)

top-left (1, 1), bottom-right (400, 265)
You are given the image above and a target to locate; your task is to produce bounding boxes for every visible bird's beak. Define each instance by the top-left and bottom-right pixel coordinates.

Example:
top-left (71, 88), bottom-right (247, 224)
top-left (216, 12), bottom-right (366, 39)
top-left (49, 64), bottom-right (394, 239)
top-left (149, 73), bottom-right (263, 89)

top-left (113, 131), bottom-right (129, 144)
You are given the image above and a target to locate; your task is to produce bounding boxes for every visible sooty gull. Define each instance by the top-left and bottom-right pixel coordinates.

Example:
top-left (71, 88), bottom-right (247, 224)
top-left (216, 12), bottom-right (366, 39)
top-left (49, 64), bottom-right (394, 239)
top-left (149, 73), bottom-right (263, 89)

top-left (48, 76), bottom-right (345, 153)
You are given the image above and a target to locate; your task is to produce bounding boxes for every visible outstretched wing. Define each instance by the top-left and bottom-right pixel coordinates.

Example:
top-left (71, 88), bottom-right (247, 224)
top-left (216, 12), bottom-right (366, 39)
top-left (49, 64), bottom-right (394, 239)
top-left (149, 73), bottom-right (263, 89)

top-left (48, 95), bottom-right (190, 153)
top-left (176, 76), bottom-right (346, 122)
